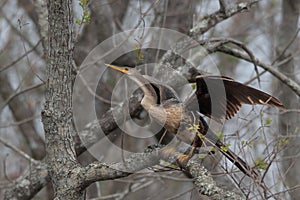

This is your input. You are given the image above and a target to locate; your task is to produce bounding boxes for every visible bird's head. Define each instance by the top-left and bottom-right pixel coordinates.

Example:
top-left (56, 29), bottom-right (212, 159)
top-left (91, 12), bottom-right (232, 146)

top-left (105, 64), bottom-right (139, 77)
top-left (105, 63), bottom-right (150, 88)
top-left (105, 63), bottom-right (159, 106)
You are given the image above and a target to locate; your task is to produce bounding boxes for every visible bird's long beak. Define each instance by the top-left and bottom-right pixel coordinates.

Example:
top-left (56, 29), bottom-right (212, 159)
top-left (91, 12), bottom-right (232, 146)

top-left (105, 64), bottom-right (128, 74)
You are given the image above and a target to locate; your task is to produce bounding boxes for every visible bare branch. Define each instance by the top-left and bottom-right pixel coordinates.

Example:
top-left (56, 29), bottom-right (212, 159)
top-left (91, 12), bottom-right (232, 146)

top-left (4, 142), bottom-right (245, 199)
top-left (4, 161), bottom-right (48, 200)
top-left (188, 160), bottom-right (243, 200)
top-left (207, 37), bottom-right (260, 85)
top-left (80, 147), bottom-right (160, 186)
top-left (0, 83), bottom-right (44, 112)
top-left (0, 40), bottom-right (41, 73)
top-left (75, 92), bottom-right (143, 155)
top-left (0, 74), bottom-right (45, 160)
top-left (216, 46), bottom-right (300, 97)
top-left (0, 115), bottom-right (38, 128)
top-left (0, 138), bottom-right (39, 165)
top-left (190, 0), bottom-right (259, 35)
top-left (82, 146), bottom-right (243, 199)
top-left (0, 8), bottom-right (41, 56)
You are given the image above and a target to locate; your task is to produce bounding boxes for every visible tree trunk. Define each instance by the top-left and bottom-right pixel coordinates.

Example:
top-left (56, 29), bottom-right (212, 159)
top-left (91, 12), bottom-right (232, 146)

top-left (42, 0), bottom-right (82, 199)
top-left (276, 0), bottom-right (300, 199)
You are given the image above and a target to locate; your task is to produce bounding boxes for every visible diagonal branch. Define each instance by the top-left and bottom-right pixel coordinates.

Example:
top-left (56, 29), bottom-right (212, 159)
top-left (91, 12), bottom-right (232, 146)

top-left (81, 147), bottom-right (244, 200)
top-left (216, 46), bottom-right (300, 97)
top-left (190, 0), bottom-right (259, 35)
top-left (4, 138), bottom-right (244, 199)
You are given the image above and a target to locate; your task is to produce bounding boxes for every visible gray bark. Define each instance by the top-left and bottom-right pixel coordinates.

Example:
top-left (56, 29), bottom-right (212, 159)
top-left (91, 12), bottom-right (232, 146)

top-left (42, 0), bottom-right (82, 199)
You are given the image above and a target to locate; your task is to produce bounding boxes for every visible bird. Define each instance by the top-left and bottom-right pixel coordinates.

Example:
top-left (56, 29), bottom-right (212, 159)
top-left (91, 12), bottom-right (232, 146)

top-left (105, 64), bottom-right (284, 177)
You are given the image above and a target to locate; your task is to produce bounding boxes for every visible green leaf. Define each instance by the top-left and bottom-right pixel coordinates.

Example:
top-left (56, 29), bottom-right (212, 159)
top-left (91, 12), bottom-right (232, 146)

top-left (220, 144), bottom-right (230, 152)
top-left (254, 157), bottom-right (267, 171)
top-left (188, 124), bottom-right (200, 131)
top-left (79, 0), bottom-right (88, 8)
top-left (75, 18), bottom-right (81, 24)
top-left (199, 134), bottom-right (206, 140)
top-left (198, 154), bottom-right (207, 159)
top-left (217, 132), bottom-right (223, 140)
top-left (278, 137), bottom-right (289, 148)
top-left (77, 0), bottom-right (90, 25)
top-left (134, 44), bottom-right (144, 61)
top-left (264, 117), bottom-right (272, 126)
top-left (191, 84), bottom-right (196, 90)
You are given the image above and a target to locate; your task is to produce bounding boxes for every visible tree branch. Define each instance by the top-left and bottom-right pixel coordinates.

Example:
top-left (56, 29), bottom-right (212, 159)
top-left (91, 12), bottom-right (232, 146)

top-left (190, 0), bottom-right (259, 35)
top-left (80, 146), bottom-right (243, 200)
top-left (4, 142), bottom-right (244, 199)
top-left (4, 161), bottom-right (48, 200)
top-left (0, 74), bottom-right (45, 160)
top-left (188, 160), bottom-right (243, 200)
top-left (216, 46), bottom-right (300, 97)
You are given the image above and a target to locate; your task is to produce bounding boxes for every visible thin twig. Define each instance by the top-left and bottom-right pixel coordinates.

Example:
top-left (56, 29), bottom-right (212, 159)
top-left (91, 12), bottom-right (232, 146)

top-left (3, 154), bottom-right (12, 183)
top-left (216, 46), bottom-right (300, 97)
top-left (0, 9), bottom-right (40, 56)
top-left (18, 19), bottom-right (45, 83)
top-left (0, 40), bottom-right (41, 73)
top-left (0, 83), bottom-right (44, 112)
top-left (209, 38), bottom-right (260, 86)
top-left (0, 138), bottom-right (39, 165)
top-left (0, 115), bottom-right (39, 128)
top-left (274, 28), bottom-right (300, 62)
top-left (243, 55), bottom-right (293, 85)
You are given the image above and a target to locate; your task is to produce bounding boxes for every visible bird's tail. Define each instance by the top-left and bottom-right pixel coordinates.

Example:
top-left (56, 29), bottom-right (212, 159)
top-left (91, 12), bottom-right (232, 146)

top-left (199, 117), bottom-right (258, 178)
top-left (216, 140), bottom-right (258, 178)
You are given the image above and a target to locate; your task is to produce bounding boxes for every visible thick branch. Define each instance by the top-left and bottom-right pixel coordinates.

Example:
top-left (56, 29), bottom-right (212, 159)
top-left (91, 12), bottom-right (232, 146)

top-left (4, 142), bottom-right (244, 199)
top-left (80, 146), bottom-right (161, 187)
top-left (4, 161), bottom-right (49, 200)
top-left (81, 146), bottom-right (243, 199)
top-left (188, 160), bottom-right (243, 200)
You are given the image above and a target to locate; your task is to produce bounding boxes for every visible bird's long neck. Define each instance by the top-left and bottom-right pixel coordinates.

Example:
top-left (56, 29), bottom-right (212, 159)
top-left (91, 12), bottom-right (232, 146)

top-left (129, 75), bottom-right (158, 110)
top-left (129, 74), bottom-right (182, 133)
top-left (140, 84), bottom-right (158, 110)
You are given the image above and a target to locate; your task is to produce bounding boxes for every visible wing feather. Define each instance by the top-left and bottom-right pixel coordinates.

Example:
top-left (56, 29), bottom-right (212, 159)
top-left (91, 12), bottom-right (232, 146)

top-left (196, 75), bottom-right (284, 120)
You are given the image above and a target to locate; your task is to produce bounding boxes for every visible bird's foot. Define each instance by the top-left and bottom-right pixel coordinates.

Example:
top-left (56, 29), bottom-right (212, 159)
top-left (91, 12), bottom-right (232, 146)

top-left (176, 154), bottom-right (191, 169)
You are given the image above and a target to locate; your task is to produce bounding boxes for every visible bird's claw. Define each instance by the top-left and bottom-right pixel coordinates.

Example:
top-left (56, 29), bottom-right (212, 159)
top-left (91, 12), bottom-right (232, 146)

top-left (176, 154), bottom-right (190, 168)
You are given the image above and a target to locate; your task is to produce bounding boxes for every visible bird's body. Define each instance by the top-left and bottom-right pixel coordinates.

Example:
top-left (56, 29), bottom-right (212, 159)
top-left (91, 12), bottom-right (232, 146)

top-left (148, 104), bottom-right (183, 134)
top-left (106, 64), bottom-right (284, 177)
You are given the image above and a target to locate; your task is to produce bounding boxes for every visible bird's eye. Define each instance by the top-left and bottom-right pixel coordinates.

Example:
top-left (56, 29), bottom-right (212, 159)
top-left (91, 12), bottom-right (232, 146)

top-left (124, 67), bottom-right (129, 71)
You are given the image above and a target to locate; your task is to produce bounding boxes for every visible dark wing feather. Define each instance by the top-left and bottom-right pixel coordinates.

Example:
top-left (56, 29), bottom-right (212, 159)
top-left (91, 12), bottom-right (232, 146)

top-left (143, 75), bottom-right (181, 105)
top-left (196, 75), bottom-right (284, 120)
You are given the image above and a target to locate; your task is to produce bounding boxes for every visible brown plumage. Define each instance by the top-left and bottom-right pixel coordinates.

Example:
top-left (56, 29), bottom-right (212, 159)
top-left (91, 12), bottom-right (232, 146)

top-left (105, 64), bottom-right (284, 177)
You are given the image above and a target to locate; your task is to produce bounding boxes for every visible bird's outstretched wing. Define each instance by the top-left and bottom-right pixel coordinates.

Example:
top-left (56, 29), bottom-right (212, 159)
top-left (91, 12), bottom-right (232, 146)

top-left (195, 75), bottom-right (284, 120)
